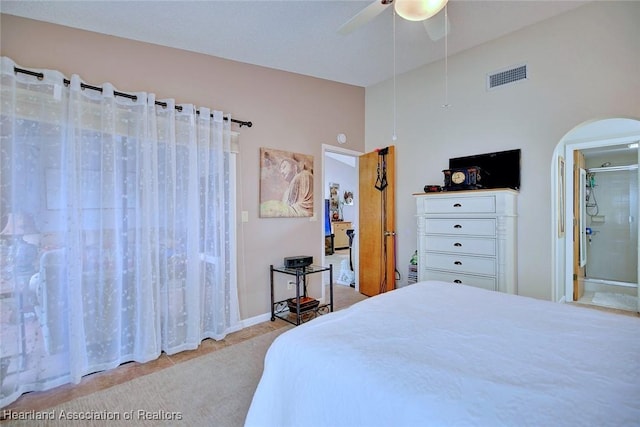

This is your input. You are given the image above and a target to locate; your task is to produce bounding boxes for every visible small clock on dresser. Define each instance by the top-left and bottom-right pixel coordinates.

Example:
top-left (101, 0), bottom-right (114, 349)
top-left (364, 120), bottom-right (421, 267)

top-left (442, 166), bottom-right (486, 191)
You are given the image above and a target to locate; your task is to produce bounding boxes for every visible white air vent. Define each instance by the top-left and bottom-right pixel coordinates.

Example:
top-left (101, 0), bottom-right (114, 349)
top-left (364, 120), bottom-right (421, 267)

top-left (487, 64), bottom-right (528, 90)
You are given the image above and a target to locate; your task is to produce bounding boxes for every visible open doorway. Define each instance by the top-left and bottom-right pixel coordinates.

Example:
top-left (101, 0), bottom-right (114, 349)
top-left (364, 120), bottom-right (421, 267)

top-left (321, 144), bottom-right (361, 294)
top-left (577, 146), bottom-right (637, 310)
top-left (554, 117), bottom-right (640, 312)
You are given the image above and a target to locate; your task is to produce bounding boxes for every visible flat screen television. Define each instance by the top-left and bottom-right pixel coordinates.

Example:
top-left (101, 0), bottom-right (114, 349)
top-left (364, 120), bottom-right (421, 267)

top-left (448, 149), bottom-right (521, 190)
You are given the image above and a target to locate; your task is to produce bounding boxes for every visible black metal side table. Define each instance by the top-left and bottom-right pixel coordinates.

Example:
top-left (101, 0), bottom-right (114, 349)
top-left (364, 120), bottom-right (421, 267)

top-left (270, 264), bottom-right (333, 326)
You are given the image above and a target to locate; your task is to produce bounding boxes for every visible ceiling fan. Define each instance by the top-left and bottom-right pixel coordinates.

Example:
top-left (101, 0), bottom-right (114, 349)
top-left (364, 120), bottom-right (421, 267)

top-left (338, 0), bottom-right (450, 41)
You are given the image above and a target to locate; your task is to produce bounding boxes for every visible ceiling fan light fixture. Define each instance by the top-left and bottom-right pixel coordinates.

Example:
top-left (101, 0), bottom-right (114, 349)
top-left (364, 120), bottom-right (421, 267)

top-left (394, 0), bottom-right (448, 22)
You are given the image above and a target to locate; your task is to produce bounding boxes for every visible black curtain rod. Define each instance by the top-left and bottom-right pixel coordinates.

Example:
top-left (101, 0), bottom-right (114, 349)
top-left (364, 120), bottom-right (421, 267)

top-left (13, 66), bottom-right (252, 128)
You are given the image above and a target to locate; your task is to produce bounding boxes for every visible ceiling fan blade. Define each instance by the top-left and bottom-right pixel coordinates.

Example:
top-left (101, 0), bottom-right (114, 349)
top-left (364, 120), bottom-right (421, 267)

top-left (338, 1), bottom-right (391, 35)
top-left (423, 10), bottom-right (451, 41)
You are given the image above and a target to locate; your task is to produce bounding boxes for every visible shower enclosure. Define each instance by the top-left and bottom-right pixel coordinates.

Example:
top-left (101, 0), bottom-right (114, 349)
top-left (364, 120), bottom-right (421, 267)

top-left (584, 162), bottom-right (638, 285)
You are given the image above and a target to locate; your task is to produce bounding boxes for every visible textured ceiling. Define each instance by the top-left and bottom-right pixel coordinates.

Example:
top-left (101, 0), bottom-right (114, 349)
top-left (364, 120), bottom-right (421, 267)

top-left (1, 0), bottom-right (589, 87)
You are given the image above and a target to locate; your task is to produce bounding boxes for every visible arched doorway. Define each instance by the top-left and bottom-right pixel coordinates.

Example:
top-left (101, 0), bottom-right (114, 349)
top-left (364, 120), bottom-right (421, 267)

top-left (552, 117), bottom-right (640, 312)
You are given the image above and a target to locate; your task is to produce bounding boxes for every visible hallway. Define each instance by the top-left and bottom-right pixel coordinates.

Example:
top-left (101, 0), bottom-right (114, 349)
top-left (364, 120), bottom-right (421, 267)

top-left (325, 248), bottom-right (352, 286)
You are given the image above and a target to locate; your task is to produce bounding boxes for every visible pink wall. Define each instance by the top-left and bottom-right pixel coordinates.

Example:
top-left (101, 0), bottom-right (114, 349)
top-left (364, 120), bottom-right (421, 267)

top-left (1, 14), bottom-right (365, 319)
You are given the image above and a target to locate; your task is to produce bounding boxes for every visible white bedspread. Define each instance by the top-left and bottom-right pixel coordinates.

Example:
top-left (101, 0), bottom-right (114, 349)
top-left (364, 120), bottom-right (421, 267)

top-left (245, 281), bottom-right (640, 427)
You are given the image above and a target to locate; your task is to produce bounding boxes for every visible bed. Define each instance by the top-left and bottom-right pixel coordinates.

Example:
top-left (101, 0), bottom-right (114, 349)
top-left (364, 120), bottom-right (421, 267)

top-left (245, 281), bottom-right (640, 427)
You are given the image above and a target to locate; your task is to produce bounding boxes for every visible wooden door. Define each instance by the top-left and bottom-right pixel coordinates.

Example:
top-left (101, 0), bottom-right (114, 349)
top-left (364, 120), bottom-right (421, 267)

top-left (573, 150), bottom-right (586, 301)
top-left (358, 146), bottom-right (396, 296)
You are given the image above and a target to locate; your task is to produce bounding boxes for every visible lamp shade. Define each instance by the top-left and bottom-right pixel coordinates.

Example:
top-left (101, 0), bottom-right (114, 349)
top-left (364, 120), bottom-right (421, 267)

top-left (0, 212), bottom-right (38, 236)
top-left (394, 0), bottom-right (448, 21)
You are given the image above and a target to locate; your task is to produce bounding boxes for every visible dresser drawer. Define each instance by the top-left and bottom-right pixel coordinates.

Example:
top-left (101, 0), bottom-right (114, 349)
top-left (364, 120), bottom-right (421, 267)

top-left (422, 252), bottom-right (496, 276)
top-left (419, 196), bottom-right (496, 214)
top-left (415, 189), bottom-right (518, 295)
top-left (332, 221), bottom-right (352, 234)
top-left (422, 269), bottom-right (497, 292)
top-left (424, 218), bottom-right (496, 236)
top-left (332, 221), bottom-right (352, 249)
top-left (423, 235), bottom-right (496, 256)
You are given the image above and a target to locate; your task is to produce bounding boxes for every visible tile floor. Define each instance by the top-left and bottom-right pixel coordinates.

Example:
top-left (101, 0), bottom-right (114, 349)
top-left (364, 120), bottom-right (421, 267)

top-left (573, 293), bottom-right (640, 317)
top-left (573, 281), bottom-right (639, 314)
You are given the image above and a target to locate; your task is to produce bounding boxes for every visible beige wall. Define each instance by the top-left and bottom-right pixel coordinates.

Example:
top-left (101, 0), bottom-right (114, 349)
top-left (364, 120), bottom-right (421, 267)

top-left (0, 14), bottom-right (365, 320)
top-left (366, 1), bottom-right (640, 300)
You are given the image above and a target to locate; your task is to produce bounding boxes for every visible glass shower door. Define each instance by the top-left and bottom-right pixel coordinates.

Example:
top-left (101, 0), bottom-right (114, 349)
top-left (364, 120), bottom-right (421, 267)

top-left (585, 165), bottom-right (638, 284)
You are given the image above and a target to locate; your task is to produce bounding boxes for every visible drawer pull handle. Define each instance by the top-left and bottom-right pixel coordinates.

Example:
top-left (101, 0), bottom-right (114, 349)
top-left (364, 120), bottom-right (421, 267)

top-left (453, 203), bottom-right (462, 208)
top-left (454, 224), bottom-right (462, 229)
top-left (454, 261), bottom-right (462, 265)
top-left (453, 280), bottom-right (462, 284)
top-left (454, 242), bottom-right (462, 247)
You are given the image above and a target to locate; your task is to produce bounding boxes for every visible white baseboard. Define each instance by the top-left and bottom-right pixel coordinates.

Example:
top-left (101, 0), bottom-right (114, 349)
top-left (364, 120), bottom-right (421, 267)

top-left (238, 312), bottom-right (272, 329)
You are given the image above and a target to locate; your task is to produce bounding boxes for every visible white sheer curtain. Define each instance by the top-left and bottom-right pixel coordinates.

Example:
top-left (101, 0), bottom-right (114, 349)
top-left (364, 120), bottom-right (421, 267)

top-left (0, 57), bottom-right (240, 407)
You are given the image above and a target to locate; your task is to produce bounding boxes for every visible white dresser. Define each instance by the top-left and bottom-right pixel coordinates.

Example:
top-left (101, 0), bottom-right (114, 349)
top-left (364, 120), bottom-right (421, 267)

top-left (415, 189), bottom-right (518, 294)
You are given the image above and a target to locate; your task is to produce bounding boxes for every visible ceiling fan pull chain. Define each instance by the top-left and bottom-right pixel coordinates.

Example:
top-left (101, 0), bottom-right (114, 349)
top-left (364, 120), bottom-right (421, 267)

top-left (392, 8), bottom-right (398, 142)
top-left (442, 4), bottom-right (451, 109)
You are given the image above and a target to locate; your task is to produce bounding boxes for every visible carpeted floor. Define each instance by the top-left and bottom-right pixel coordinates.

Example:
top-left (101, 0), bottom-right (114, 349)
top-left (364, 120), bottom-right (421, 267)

top-left (325, 249), bottom-right (353, 286)
top-left (2, 284), bottom-right (368, 424)
top-left (5, 328), bottom-right (290, 426)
